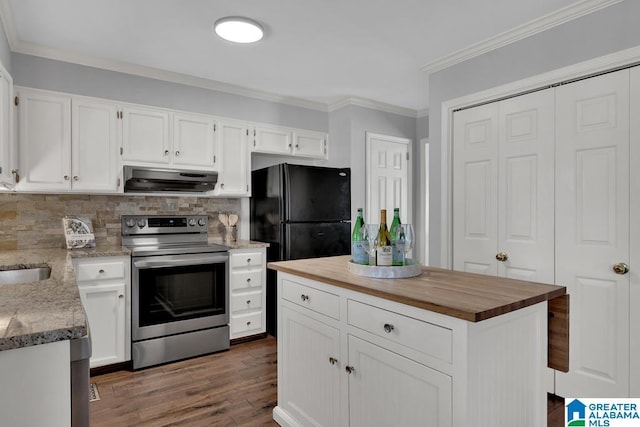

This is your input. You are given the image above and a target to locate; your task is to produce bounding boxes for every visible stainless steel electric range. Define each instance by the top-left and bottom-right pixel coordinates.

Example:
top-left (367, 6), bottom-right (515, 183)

top-left (122, 215), bottom-right (229, 369)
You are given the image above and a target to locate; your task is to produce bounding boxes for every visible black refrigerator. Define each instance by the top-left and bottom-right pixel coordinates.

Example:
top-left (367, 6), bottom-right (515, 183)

top-left (250, 163), bottom-right (351, 336)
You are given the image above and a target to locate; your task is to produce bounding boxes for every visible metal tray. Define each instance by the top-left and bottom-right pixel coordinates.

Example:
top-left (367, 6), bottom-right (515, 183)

top-left (347, 259), bottom-right (424, 278)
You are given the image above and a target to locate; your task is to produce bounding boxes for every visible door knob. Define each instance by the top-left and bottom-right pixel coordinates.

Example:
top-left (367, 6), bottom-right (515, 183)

top-left (613, 262), bottom-right (629, 275)
top-left (496, 252), bottom-right (508, 262)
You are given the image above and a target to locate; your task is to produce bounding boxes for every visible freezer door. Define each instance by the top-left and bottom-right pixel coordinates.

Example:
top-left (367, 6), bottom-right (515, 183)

top-left (284, 164), bottom-right (351, 222)
top-left (284, 222), bottom-right (351, 260)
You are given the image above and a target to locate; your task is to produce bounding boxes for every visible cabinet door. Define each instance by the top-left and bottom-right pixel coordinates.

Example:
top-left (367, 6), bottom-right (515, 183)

top-left (17, 89), bottom-right (71, 191)
top-left (293, 129), bottom-right (328, 159)
top-left (0, 71), bottom-right (13, 187)
top-left (122, 105), bottom-right (170, 165)
top-left (71, 97), bottom-right (120, 192)
top-left (280, 305), bottom-right (341, 426)
top-left (252, 125), bottom-right (292, 155)
top-left (347, 335), bottom-right (452, 427)
top-left (555, 69), bottom-right (630, 398)
top-left (216, 119), bottom-right (250, 196)
top-left (173, 112), bottom-right (217, 170)
top-left (79, 282), bottom-right (126, 368)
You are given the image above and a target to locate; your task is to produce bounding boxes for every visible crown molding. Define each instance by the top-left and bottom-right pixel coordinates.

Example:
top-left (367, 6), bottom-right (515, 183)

top-left (421, 0), bottom-right (623, 74)
top-left (328, 97), bottom-right (419, 118)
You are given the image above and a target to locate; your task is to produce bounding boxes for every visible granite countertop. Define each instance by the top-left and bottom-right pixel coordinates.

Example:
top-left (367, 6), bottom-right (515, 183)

top-left (0, 240), bottom-right (267, 352)
top-left (268, 255), bottom-right (567, 322)
top-left (0, 245), bottom-right (129, 352)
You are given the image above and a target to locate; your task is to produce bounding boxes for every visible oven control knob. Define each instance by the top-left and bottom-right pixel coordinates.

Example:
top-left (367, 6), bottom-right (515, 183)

top-left (137, 219), bottom-right (146, 228)
top-left (188, 218), bottom-right (197, 226)
top-left (198, 218), bottom-right (206, 226)
top-left (125, 218), bottom-right (136, 228)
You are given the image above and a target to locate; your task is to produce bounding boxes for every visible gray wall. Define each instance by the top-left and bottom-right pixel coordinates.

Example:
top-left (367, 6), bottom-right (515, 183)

top-left (428, 0), bottom-right (640, 267)
top-left (12, 53), bottom-right (327, 132)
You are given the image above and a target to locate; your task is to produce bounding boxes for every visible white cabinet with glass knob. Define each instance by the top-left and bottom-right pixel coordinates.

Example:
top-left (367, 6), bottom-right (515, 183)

top-left (73, 256), bottom-right (131, 369)
top-left (250, 124), bottom-right (328, 160)
top-left (228, 247), bottom-right (266, 339)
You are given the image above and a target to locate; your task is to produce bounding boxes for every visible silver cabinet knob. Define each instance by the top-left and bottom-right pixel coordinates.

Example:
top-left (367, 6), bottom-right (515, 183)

top-left (246, 321), bottom-right (251, 326)
top-left (246, 278), bottom-right (251, 283)
top-left (164, 150), bottom-right (170, 156)
top-left (329, 357), bottom-right (338, 365)
top-left (73, 176), bottom-right (79, 181)
top-left (613, 262), bottom-right (629, 275)
top-left (175, 150), bottom-right (180, 157)
top-left (246, 300), bottom-right (251, 305)
top-left (98, 269), bottom-right (105, 274)
top-left (345, 366), bottom-right (355, 374)
top-left (64, 175), bottom-right (70, 181)
top-left (383, 323), bottom-right (394, 333)
top-left (300, 294), bottom-right (309, 302)
top-left (119, 294), bottom-right (124, 299)
top-left (246, 258), bottom-right (251, 264)
top-left (496, 252), bottom-right (508, 262)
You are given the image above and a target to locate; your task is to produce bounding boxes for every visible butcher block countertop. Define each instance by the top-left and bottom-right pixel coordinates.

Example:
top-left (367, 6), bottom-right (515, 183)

top-left (268, 255), bottom-right (567, 322)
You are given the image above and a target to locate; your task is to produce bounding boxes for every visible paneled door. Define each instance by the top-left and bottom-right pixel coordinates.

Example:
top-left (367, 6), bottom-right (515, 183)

top-left (555, 69), bottom-right (630, 397)
top-left (453, 89), bottom-right (555, 284)
top-left (365, 132), bottom-right (411, 224)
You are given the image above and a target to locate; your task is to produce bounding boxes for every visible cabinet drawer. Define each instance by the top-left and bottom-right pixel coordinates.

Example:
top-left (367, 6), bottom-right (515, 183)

top-left (230, 291), bottom-right (263, 313)
top-left (230, 270), bottom-right (262, 291)
top-left (230, 251), bottom-right (263, 269)
top-left (231, 312), bottom-right (263, 335)
top-left (282, 279), bottom-right (340, 320)
top-left (75, 260), bottom-right (126, 282)
top-left (347, 300), bottom-right (452, 363)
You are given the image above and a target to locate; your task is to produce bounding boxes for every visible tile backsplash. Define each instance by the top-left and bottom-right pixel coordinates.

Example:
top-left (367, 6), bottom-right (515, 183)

top-left (0, 193), bottom-right (241, 251)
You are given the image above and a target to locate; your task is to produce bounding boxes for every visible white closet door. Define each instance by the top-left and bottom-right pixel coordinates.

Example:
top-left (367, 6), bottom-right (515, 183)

top-left (629, 66), bottom-right (640, 398)
top-left (555, 69), bottom-right (630, 398)
top-left (497, 90), bottom-right (555, 284)
top-left (453, 90), bottom-right (554, 283)
top-left (452, 103), bottom-right (499, 275)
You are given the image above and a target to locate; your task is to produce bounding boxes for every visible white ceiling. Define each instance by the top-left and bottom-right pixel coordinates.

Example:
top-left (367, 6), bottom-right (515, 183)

top-left (2, 0), bottom-right (602, 113)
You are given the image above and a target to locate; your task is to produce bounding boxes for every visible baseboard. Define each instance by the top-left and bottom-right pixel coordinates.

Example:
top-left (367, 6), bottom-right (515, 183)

top-left (90, 361), bottom-right (132, 376)
top-left (231, 332), bottom-right (268, 345)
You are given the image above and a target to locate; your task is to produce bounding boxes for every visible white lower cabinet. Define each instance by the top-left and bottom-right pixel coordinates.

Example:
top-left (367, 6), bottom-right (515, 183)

top-left (74, 256), bottom-right (130, 368)
top-left (275, 273), bottom-right (548, 427)
top-left (229, 248), bottom-right (266, 339)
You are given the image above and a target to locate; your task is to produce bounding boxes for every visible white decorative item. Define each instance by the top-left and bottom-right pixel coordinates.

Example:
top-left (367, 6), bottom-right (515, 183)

top-left (62, 216), bottom-right (96, 249)
top-left (347, 259), bottom-right (423, 278)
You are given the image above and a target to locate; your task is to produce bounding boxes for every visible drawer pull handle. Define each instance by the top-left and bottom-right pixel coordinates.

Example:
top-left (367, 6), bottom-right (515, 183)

top-left (99, 269), bottom-right (105, 274)
top-left (345, 366), bottom-right (355, 374)
top-left (300, 294), bottom-right (310, 302)
top-left (247, 258), bottom-right (251, 263)
top-left (246, 321), bottom-right (251, 326)
top-left (246, 278), bottom-right (251, 283)
top-left (119, 294), bottom-right (124, 299)
top-left (246, 300), bottom-right (251, 305)
top-left (383, 323), bottom-right (394, 333)
top-left (329, 357), bottom-right (338, 365)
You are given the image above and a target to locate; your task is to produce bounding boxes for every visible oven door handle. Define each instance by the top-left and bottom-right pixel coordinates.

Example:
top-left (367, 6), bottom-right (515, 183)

top-left (133, 255), bottom-right (228, 269)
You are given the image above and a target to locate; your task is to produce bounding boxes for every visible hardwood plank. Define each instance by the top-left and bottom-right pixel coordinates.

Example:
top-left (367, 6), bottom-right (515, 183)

top-left (268, 255), bottom-right (567, 322)
top-left (548, 294), bottom-right (570, 372)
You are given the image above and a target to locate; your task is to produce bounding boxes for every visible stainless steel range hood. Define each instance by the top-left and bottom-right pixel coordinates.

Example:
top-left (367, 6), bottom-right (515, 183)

top-left (123, 166), bottom-right (218, 193)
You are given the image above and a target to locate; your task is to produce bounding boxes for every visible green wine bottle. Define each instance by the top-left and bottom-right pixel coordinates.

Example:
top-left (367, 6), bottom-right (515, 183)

top-left (390, 208), bottom-right (403, 265)
top-left (376, 209), bottom-right (392, 266)
top-left (351, 208), bottom-right (368, 264)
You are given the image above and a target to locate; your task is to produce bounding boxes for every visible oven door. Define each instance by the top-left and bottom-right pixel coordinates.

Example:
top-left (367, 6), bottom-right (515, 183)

top-left (132, 252), bottom-right (229, 341)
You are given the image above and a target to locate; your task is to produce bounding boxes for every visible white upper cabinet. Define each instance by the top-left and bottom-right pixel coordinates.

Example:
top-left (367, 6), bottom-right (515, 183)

top-left (251, 124), bottom-right (328, 160)
top-left (173, 112), bottom-right (218, 170)
top-left (252, 125), bottom-right (292, 155)
top-left (16, 88), bottom-right (120, 193)
top-left (0, 69), bottom-right (14, 188)
top-left (121, 105), bottom-right (171, 166)
top-left (292, 129), bottom-right (328, 159)
top-left (72, 97), bottom-right (121, 192)
top-left (215, 119), bottom-right (250, 196)
top-left (122, 106), bottom-right (217, 171)
top-left (16, 88), bottom-right (72, 191)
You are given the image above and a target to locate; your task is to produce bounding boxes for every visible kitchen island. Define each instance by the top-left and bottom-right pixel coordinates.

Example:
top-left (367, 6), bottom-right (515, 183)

top-left (268, 255), bottom-right (568, 427)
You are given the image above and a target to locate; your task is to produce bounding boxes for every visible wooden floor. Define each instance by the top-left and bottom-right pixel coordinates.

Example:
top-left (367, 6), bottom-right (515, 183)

top-left (90, 335), bottom-right (565, 426)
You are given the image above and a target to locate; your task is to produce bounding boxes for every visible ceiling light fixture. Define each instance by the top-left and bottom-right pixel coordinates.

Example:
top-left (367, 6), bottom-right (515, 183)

top-left (214, 17), bottom-right (264, 44)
